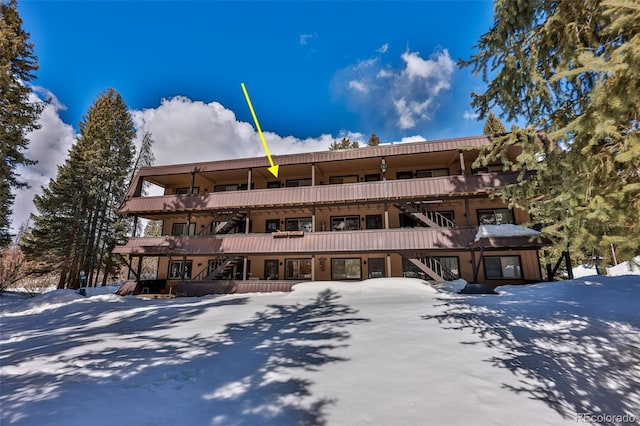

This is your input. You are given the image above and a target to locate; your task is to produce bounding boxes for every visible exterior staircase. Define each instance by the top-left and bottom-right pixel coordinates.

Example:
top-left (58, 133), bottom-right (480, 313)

top-left (199, 211), bottom-right (248, 235)
top-left (396, 202), bottom-right (455, 228)
top-left (405, 256), bottom-right (458, 282)
top-left (204, 257), bottom-right (243, 280)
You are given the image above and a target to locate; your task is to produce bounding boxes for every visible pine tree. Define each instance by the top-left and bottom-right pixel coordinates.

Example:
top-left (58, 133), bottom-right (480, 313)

top-left (367, 133), bottom-right (381, 146)
top-left (22, 89), bottom-right (136, 288)
top-left (0, 0), bottom-right (45, 247)
top-left (329, 137), bottom-right (359, 150)
top-left (482, 112), bottom-right (506, 135)
top-left (462, 0), bottom-right (640, 262)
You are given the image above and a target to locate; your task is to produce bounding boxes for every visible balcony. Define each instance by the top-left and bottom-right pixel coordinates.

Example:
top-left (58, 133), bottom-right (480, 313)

top-left (120, 172), bottom-right (523, 215)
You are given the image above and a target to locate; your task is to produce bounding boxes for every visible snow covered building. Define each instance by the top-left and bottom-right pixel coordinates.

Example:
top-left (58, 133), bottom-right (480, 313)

top-left (113, 136), bottom-right (547, 295)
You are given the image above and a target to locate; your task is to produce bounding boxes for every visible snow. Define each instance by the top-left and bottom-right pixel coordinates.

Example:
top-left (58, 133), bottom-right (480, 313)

top-left (474, 224), bottom-right (541, 240)
top-left (608, 256), bottom-right (640, 276)
top-left (1, 277), bottom-right (639, 425)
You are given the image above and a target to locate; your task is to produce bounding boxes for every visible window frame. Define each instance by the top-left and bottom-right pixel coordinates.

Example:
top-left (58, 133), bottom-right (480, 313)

top-left (213, 183), bottom-right (240, 192)
top-left (264, 259), bottom-right (279, 280)
top-left (329, 175), bottom-right (359, 185)
top-left (368, 258), bottom-right (385, 278)
top-left (265, 219), bottom-right (280, 233)
top-left (331, 258), bottom-right (363, 280)
top-left (477, 208), bottom-right (515, 225)
top-left (483, 255), bottom-right (523, 280)
top-left (330, 215), bottom-right (360, 231)
top-left (285, 217), bottom-right (313, 232)
top-left (171, 222), bottom-right (196, 236)
top-left (415, 168), bottom-right (449, 178)
top-left (285, 258), bottom-right (312, 280)
top-left (168, 260), bottom-right (193, 279)
top-left (285, 178), bottom-right (312, 187)
top-left (365, 214), bottom-right (383, 230)
top-left (396, 171), bottom-right (413, 180)
top-left (364, 173), bottom-right (381, 182)
top-left (176, 187), bottom-right (200, 195)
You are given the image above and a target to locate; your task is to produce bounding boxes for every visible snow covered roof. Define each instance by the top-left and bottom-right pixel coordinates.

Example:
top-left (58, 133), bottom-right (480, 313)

top-left (471, 224), bottom-right (545, 249)
top-left (474, 224), bottom-right (541, 241)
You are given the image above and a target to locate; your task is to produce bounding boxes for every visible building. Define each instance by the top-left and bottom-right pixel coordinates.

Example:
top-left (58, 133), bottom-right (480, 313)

top-left (113, 135), bottom-right (546, 295)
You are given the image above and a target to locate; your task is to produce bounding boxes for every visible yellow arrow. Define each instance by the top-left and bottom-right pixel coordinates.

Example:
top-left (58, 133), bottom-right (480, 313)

top-left (241, 83), bottom-right (279, 178)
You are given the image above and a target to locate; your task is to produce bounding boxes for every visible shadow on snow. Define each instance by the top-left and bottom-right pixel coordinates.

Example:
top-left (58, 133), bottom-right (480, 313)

top-left (0, 289), bottom-right (369, 426)
top-left (423, 279), bottom-right (640, 425)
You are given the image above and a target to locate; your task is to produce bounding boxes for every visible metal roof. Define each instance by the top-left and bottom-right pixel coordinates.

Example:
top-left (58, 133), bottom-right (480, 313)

top-left (112, 227), bottom-right (480, 256)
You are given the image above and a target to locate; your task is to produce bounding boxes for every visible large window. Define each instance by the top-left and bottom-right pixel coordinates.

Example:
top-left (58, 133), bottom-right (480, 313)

top-left (285, 259), bottom-right (312, 279)
top-left (214, 183), bottom-right (240, 192)
top-left (364, 173), bottom-right (381, 182)
top-left (265, 219), bottom-right (280, 233)
top-left (267, 181), bottom-right (282, 189)
top-left (477, 208), bottom-right (515, 225)
top-left (396, 171), bottom-right (413, 180)
top-left (264, 260), bottom-right (279, 280)
top-left (330, 175), bottom-right (358, 184)
top-left (484, 256), bottom-right (523, 279)
top-left (169, 260), bottom-right (192, 279)
top-left (365, 214), bottom-right (383, 229)
top-left (285, 178), bottom-right (312, 187)
top-left (368, 258), bottom-right (385, 278)
top-left (285, 217), bottom-right (312, 232)
top-left (171, 222), bottom-right (196, 236)
top-left (416, 168), bottom-right (449, 178)
top-left (331, 215), bottom-right (360, 231)
top-left (331, 258), bottom-right (362, 280)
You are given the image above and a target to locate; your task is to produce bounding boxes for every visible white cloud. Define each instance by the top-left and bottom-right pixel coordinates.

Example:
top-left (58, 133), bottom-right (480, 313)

top-left (299, 34), bottom-right (313, 46)
top-left (348, 80), bottom-right (369, 94)
top-left (11, 89), bottom-right (76, 232)
top-left (376, 43), bottom-right (389, 53)
top-left (331, 48), bottom-right (456, 131)
top-left (393, 135), bottom-right (427, 144)
top-left (463, 110), bottom-right (480, 120)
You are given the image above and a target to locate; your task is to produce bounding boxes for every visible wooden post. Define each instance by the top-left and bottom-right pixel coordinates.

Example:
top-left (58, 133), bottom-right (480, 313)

top-left (386, 254), bottom-right (392, 277)
top-left (312, 207), bottom-right (316, 232)
top-left (189, 172), bottom-right (195, 194)
top-left (384, 203), bottom-right (390, 229)
top-left (311, 255), bottom-right (316, 281)
top-left (242, 257), bottom-right (248, 280)
top-left (132, 216), bottom-right (138, 237)
top-left (247, 168), bottom-right (252, 190)
top-left (312, 163), bottom-right (316, 186)
top-left (459, 151), bottom-right (466, 175)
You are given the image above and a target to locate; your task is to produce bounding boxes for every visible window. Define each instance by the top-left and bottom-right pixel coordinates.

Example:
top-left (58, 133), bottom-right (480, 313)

top-left (285, 259), bottom-right (312, 279)
top-left (368, 258), bottom-right (385, 278)
top-left (433, 256), bottom-right (460, 280)
top-left (265, 219), bottom-right (280, 233)
top-left (264, 260), bottom-right (279, 280)
top-left (236, 219), bottom-right (252, 234)
top-left (330, 175), bottom-right (358, 184)
top-left (331, 258), bottom-right (362, 280)
top-left (214, 184), bottom-right (240, 192)
top-left (176, 187), bottom-right (199, 195)
top-left (238, 183), bottom-right (254, 191)
top-left (477, 208), bottom-right (515, 225)
top-left (416, 168), bottom-right (449, 178)
top-left (331, 215), bottom-right (360, 231)
top-left (169, 260), bottom-right (192, 279)
top-left (366, 214), bottom-right (383, 229)
top-left (396, 171), bottom-right (413, 180)
top-left (399, 213), bottom-right (416, 228)
top-left (364, 173), bottom-right (381, 182)
top-left (267, 181), bottom-right (282, 189)
top-left (285, 217), bottom-right (312, 232)
top-left (484, 256), bottom-right (523, 279)
top-left (285, 178), bottom-right (312, 187)
top-left (474, 164), bottom-right (504, 174)
top-left (171, 223), bottom-right (196, 236)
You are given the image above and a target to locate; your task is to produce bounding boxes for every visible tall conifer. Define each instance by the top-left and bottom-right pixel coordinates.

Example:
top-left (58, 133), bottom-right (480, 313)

top-left (0, 0), bottom-right (44, 246)
top-left (22, 89), bottom-right (135, 288)
top-left (462, 0), bottom-right (640, 262)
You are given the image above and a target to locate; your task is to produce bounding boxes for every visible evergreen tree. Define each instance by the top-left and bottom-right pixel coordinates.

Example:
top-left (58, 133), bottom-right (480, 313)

top-left (462, 0), bottom-right (640, 262)
top-left (367, 133), bottom-right (381, 146)
top-left (482, 112), bottom-right (506, 135)
top-left (329, 137), bottom-right (359, 150)
top-left (22, 89), bottom-right (135, 288)
top-left (0, 0), bottom-right (45, 247)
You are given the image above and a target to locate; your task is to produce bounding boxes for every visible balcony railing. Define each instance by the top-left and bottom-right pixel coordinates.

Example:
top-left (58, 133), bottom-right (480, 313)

top-left (120, 173), bottom-right (522, 215)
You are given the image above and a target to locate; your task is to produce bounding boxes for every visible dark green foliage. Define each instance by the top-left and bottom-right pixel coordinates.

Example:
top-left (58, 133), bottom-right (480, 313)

top-left (483, 112), bottom-right (506, 135)
top-left (22, 89), bottom-right (136, 288)
top-left (0, 0), bottom-right (45, 246)
top-left (367, 133), bottom-right (381, 146)
top-left (463, 0), bottom-right (640, 262)
top-left (329, 137), bottom-right (359, 150)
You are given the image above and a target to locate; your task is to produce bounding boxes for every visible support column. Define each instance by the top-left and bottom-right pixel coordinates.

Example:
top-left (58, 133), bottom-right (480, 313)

top-left (242, 257), bottom-right (248, 280)
top-left (386, 254), bottom-right (392, 277)
top-left (247, 168), bottom-right (252, 190)
top-left (312, 163), bottom-right (316, 186)
top-left (311, 255), bottom-right (316, 281)
top-left (245, 211), bottom-right (250, 234)
top-left (459, 151), bottom-right (466, 175)
top-left (137, 256), bottom-right (143, 281)
top-left (132, 216), bottom-right (138, 237)
top-left (465, 198), bottom-right (472, 226)
top-left (384, 203), bottom-right (390, 229)
top-left (312, 207), bottom-right (316, 232)
top-left (186, 212), bottom-right (192, 235)
top-left (189, 172), bottom-right (195, 194)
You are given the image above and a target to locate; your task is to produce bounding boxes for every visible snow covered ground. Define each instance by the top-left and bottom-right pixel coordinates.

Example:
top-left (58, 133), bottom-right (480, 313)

top-left (1, 277), bottom-right (639, 426)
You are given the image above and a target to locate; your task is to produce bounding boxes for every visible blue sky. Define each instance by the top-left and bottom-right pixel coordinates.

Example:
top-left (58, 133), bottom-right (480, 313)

top-left (12, 0), bottom-right (498, 230)
top-left (20, 0), bottom-right (494, 141)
